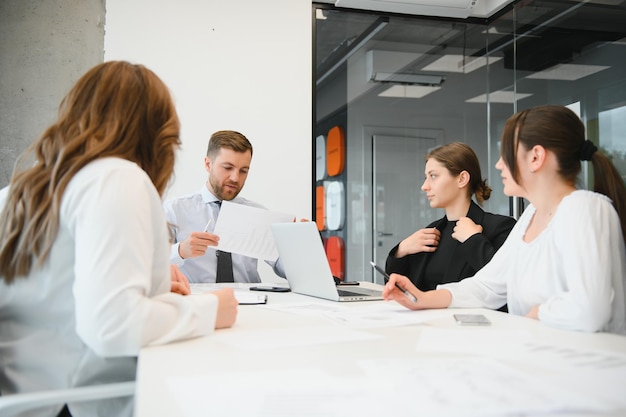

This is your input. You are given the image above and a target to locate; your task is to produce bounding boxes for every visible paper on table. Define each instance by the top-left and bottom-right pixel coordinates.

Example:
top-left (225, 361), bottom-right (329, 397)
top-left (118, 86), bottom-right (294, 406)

top-left (264, 301), bottom-right (452, 328)
top-left (212, 201), bottom-right (294, 260)
top-left (190, 283), bottom-right (268, 305)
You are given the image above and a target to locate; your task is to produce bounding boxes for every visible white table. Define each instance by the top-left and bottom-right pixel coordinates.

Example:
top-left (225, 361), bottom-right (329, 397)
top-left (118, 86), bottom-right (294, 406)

top-left (135, 284), bottom-right (626, 417)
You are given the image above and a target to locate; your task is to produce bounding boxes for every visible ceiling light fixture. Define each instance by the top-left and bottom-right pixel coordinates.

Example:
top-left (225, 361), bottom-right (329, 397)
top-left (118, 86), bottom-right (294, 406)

top-left (378, 85), bottom-right (442, 99)
top-left (525, 63), bottom-right (610, 81)
top-left (422, 54), bottom-right (503, 74)
top-left (370, 72), bottom-right (445, 86)
top-left (466, 91), bottom-right (533, 104)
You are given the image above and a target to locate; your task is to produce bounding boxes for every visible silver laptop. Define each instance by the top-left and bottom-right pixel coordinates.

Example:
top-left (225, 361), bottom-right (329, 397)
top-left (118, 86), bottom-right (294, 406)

top-left (271, 222), bottom-right (383, 301)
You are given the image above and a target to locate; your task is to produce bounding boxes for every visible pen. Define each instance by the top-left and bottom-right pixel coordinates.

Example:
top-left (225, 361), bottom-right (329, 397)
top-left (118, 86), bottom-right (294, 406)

top-left (203, 219), bottom-right (212, 232)
top-left (369, 261), bottom-right (418, 303)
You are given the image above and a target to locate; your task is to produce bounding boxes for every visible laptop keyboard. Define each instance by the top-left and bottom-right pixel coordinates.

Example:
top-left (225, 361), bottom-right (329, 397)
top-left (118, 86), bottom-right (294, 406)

top-left (337, 288), bottom-right (381, 297)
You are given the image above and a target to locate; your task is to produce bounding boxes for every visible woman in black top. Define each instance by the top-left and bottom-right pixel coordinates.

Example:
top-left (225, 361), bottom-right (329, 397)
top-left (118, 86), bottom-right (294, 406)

top-left (385, 142), bottom-right (516, 296)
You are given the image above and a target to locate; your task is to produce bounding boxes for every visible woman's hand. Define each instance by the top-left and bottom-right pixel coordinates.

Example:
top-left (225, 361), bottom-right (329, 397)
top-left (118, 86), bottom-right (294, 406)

top-left (382, 273), bottom-right (422, 310)
top-left (525, 305), bottom-right (540, 320)
top-left (396, 228), bottom-right (441, 257)
top-left (452, 217), bottom-right (483, 243)
top-left (383, 273), bottom-right (452, 311)
top-left (170, 265), bottom-right (190, 295)
top-left (211, 288), bottom-right (239, 329)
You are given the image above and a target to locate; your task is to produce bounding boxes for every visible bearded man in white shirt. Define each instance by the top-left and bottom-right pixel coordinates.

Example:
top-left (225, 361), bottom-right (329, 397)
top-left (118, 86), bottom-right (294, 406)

top-left (163, 130), bottom-right (285, 283)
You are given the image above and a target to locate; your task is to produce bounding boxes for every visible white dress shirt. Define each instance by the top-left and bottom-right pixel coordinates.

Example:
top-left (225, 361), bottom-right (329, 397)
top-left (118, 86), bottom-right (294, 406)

top-left (163, 186), bottom-right (285, 283)
top-left (439, 190), bottom-right (626, 335)
top-left (0, 158), bottom-right (219, 417)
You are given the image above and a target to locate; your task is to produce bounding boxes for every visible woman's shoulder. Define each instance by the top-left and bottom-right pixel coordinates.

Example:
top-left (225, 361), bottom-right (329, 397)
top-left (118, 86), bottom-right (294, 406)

top-left (481, 212), bottom-right (517, 236)
top-left (564, 189), bottom-right (613, 207)
top-left (78, 157), bottom-right (143, 175)
top-left (482, 210), bottom-right (515, 221)
top-left (66, 157), bottom-right (153, 200)
top-left (553, 190), bottom-right (621, 241)
top-left (553, 190), bottom-right (619, 233)
top-left (476, 205), bottom-right (516, 226)
top-left (72, 157), bottom-right (148, 185)
top-left (555, 190), bottom-right (615, 221)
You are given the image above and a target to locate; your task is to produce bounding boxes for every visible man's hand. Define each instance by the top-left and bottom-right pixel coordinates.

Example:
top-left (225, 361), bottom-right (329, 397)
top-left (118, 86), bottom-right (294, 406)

top-left (178, 232), bottom-right (219, 259)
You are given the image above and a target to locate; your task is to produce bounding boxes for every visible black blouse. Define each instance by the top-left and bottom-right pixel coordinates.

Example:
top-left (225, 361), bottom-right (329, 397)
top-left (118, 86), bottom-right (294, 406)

top-left (421, 219), bottom-right (458, 290)
top-left (385, 201), bottom-right (517, 297)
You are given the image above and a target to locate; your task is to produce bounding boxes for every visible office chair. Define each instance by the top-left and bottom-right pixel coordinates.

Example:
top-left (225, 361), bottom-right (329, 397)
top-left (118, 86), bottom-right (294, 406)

top-left (0, 381), bottom-right (135, 416)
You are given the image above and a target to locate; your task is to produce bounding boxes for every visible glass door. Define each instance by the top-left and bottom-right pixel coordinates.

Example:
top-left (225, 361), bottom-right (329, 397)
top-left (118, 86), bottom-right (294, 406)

top-left (372, 135), bottom-right (440, 283)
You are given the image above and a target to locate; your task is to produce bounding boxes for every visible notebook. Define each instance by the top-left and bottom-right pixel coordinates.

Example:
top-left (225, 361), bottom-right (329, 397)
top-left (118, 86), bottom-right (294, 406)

top-left (270, 222), bottom-right (383, 302)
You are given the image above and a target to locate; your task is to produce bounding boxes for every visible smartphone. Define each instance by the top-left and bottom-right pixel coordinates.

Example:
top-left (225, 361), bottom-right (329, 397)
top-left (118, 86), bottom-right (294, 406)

top-left (453, 314), bottom-right (491, 326)
top-left (249, 286), bottom-right (291, 293)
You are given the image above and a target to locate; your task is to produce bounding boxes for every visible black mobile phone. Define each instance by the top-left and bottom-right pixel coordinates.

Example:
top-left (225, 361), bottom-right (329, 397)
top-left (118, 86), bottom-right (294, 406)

top-left (249, 286), bottom-right (291, 293)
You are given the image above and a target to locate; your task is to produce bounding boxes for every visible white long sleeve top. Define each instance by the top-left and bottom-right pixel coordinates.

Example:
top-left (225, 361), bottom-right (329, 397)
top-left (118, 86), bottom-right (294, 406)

top-left (439, 190), bottom-right (626, 335)
top-left (0, 158), bottom-right (220, 417)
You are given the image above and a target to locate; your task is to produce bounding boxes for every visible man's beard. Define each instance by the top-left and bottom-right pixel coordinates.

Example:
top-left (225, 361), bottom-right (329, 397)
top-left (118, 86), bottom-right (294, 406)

top-left (210, 176), bottom-right (240, 201)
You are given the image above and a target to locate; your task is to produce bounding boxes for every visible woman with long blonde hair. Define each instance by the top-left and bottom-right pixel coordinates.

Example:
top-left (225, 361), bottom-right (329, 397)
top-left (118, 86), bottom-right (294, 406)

top-left (0, 61), bottom-right (237, 417)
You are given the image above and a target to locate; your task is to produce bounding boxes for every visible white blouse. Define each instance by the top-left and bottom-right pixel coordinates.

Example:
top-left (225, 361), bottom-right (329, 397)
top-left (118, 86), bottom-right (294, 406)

top-left (0, 158), bottom-right (220, 417)
top-left (439, 190), bottom-right (626, 335)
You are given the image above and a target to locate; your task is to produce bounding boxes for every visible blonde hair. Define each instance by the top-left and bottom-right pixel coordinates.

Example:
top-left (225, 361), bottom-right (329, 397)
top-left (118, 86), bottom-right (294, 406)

top-left (0, 61), bottom-right (181, 283)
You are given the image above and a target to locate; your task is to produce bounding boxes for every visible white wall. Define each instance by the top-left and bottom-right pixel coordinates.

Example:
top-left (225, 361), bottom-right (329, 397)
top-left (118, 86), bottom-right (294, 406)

top-left (104, 0), bottom-right (312, 281)
top-left (104, 0), bottom-right (312, 214)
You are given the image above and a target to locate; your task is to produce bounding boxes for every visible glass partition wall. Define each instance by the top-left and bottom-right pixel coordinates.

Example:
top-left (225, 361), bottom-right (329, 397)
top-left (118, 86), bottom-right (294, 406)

top-left (314, 0), bottom-right (626, 284)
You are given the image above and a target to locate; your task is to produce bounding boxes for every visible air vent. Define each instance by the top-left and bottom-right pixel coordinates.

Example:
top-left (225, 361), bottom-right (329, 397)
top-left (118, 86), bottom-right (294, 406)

top-left (334, 0), bottom-right (478, 19)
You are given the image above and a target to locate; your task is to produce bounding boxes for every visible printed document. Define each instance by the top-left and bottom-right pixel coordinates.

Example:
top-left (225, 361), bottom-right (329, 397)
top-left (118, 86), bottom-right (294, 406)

top-left (213, 201), bottom-right (294, 260)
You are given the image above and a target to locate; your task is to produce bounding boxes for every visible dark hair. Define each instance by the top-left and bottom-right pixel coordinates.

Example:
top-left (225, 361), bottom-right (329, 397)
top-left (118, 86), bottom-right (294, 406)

top-left (0, 61), bottom-right (180, 283)
top-left (501, 104), bottom-right (626, 242)
top-left (206, 130), bottom-right (253, 158)
top-left (427, 141), bottom-right (492, 204)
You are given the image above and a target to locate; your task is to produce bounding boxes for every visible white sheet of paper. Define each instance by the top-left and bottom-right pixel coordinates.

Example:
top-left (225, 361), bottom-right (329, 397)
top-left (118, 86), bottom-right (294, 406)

top-left (189, 283), bottom-right (267, 305)
top-left (264, 301), bottom-right (452, 328)
top-left (212, 201), bottom-right (294, 260)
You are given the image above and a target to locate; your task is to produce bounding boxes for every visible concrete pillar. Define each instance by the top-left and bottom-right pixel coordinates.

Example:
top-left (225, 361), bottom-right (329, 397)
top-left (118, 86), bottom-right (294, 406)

top-left (0, 0), bottom-right (105, 187)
